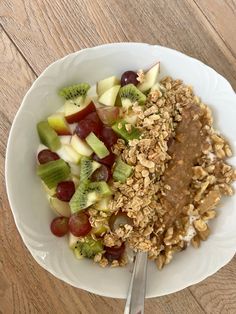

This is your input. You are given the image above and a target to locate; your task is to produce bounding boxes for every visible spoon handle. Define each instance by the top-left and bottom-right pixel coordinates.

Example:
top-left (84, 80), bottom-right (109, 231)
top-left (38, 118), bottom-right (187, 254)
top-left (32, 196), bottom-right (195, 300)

top-left (124, 252), bottom-right (148, 314)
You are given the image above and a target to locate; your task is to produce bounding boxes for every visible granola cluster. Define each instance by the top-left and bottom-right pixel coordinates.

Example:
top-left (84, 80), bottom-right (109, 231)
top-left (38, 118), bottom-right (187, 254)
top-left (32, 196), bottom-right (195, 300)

top-left (93, 77), bottom-right (236, 268)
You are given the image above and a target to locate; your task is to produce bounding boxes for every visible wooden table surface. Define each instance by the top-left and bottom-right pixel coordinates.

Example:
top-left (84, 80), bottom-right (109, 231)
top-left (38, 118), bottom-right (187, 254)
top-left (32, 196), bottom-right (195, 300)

top-left (1, 1), bottom-right (236, 313)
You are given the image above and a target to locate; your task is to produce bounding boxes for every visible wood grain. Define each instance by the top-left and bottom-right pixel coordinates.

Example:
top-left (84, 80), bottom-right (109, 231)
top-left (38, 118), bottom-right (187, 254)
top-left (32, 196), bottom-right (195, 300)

top-left (194, 0), bottom-right (236, 58)
top-left (1, 0), bottom-right (236, 313)
top-left (1, 0), bottom-right (236, 88)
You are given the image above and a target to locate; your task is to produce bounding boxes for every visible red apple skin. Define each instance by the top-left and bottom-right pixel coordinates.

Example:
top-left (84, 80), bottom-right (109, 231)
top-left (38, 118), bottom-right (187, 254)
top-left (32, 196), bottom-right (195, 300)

top-left (65, 102), bottom-right (96, 123)
top-left (56, 129), bottom-right (71, 135)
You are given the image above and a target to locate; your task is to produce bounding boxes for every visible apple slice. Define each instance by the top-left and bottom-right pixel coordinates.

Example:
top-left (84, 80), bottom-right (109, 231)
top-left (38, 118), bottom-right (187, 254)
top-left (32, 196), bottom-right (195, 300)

top-left (65, 101), bottom-right (96, 124)
top-left (69, 232), bottom-right (80, 249)
top-left (96, 106), bottom-right (120, 125)
top-left (48, 113), bottom-right (71, 135)
top-left (42, 181), bottom-right (56, 196)
top-left (68, 163), bottom-right (81, 177)
top-left (70, 134), bottom-right (93, 157)
top-left (49, 197), bottom-right (71, 217)
top-left (56, 144), bottom-right (81, 164)
top-left (71, 175), bottom-right (80, 187)
top-left (124, 112), bottom-right (138, 125)
top-left (94, 196), bottom-right (111, 212)
top-left (59, 135), bottom-right (71, 145)
top-left (137, 62), bottom-right (160, 92)
top-left (98, 85), bottom-right (121, 107)
top-left (97, 76), bottom-right (120, 96)
top-left (151, 82), bottom-right (166, 93)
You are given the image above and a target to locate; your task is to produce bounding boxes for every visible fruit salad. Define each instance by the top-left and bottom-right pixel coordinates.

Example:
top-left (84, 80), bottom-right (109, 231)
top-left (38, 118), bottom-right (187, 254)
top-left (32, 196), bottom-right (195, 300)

top-left (36, 64), bottom-right (160, 263)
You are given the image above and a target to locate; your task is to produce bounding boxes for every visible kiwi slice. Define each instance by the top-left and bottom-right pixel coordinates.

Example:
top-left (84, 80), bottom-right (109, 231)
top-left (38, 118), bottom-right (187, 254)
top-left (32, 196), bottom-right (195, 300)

top-left (80, 157), bottom-right (101, 181)
top-left (113, 158), bottom-right (133, 183)
top-left (59, 83), bottom-right (90, 100)
top-left (69, 179), bottom-right (90, 213)
top-left (69, 180), bottom-right (99, 213)
top-left (37, 121), bottom-right (61, 151)
top-left (37, 159), bottom-right (70, 189)
top-left (89, 181), bottom-right (112, 197)
top-left (78, 237), bottom-right (103, 258)
top-left (112, 120), bottom-right (141, 142)
top-left (119, 84), bottom-right (146, 106)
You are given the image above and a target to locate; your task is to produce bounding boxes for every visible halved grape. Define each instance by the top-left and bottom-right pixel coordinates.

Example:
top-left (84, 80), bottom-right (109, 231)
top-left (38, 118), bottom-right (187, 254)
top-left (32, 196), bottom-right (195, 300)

top-left (50, 216), bottom-right (69, 237)
top-left (104, 243), bottom-right (125, 262)
top-left (75, 120), bottom-right (99, 139)
top-left (92, 152), bottom-right (116, 167)
top-left (56, 181), bottom-right (75, 202)
top-left (100, 126), bottom-right (118, 148)
top-left (109, 211), bottom-right (133, 232)
top-left (38, 149), bottom-right (60, 164)
top-left (68, 212), bottom-right (92, 236)
top-left (91, 165), bottom-right (111, 182)
top-left (121, 71), bottom-right (138, 87)
top-left (96, 107), bottom-right (120, 125)
top-left (85, 112), bottom-right (103, 125)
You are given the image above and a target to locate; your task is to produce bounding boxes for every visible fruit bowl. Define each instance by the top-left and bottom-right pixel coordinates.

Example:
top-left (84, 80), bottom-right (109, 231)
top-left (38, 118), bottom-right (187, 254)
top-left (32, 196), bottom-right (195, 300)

top-left (5, 43), bottom-right (236, 298)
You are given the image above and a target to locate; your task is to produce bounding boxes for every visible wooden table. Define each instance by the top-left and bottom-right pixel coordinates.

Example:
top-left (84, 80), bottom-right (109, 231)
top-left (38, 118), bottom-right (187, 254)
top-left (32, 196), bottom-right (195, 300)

top-left (1, 1), bottom-right (236, 313)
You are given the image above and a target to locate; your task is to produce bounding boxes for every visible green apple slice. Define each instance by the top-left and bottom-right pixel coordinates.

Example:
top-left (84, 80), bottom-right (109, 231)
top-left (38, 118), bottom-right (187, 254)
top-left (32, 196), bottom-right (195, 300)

top-left (98, 85), bottom-right (121, 107)
top-left (48, 113), bottom-right (71, 136)
top-left (137, 62), bottom-right (160, 92)
top-left (97, 76), bottom-right (120, 96)
top-left (49, 197), bottom-right (71, 217)
top-left (85, 132), bottom-right (109, 159)
top-left (70, 134), bottom-right (93, 157)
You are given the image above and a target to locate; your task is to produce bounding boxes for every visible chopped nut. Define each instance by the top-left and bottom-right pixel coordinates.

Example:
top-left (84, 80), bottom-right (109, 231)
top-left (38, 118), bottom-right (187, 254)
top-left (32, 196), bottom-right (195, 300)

top-left (125, 123), bottom-right (132, 133)
top-left (194, 219), bottom-right (207, 232)
top-left (191, 235), bottom-right (200, 248)
top-left (156, 254), bottom-right (166, 269)
top-left (137, 70), bottom-right (145, 83)
top-left (202, 210), bottom-right (216, 221)
top-left (117, 122), bottom-right (122, 130)
top-left (198, 226), bottom-right (210, 241)
top-left (99, 257), bottom-right (109, 268)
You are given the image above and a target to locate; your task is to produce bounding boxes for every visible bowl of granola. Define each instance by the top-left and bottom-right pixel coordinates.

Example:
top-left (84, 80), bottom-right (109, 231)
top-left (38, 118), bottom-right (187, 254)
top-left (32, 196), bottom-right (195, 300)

top-left (5, 43), bottom-right (236, 298)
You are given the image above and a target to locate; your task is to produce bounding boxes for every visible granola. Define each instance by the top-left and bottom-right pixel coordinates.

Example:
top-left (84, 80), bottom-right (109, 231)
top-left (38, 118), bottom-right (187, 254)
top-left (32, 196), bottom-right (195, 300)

top-left (93, 77), bottom-right (235, 269)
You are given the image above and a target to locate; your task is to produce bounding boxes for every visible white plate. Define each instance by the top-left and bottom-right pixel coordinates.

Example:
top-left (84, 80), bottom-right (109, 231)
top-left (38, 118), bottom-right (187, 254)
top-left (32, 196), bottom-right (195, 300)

top-left (5, 43), bottom-right (236, 298)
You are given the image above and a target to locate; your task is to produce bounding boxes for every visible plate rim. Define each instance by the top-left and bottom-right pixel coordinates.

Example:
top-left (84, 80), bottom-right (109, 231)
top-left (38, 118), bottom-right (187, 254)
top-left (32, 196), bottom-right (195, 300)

top-left (5, 42), bottom-right (236, 298)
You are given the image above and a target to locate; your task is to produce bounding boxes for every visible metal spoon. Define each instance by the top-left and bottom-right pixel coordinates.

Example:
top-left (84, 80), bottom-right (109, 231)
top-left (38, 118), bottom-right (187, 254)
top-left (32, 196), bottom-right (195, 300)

top-left (124, 251), bottom-right (148, 314)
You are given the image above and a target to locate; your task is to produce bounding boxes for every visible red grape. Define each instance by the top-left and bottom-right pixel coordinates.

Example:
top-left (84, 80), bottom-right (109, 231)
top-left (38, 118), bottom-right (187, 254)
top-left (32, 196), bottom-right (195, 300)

top-left (85, 112), bottom-right (103, 125)
top-left (50, 216), bottom-right (69, 237)
top-left (93, 152), bottom-right (116, 167)
top-left (121, 71), bottom-right (138, 86)
top-left (100, 126), bottom-right (118, 148)
top-left (104, 243), bottom-right (125, 262)
top-left (68, 212), bottom-right (92, 237)
top-left (38, 149), bottom-right (60, 164)
top-left (75, 120), bottom-right (100, 139)
top-left (91, 165), bottom-right (111, 182)
top-left (109, 211), bottom-right (133, 232)
top-left (96, 107), bottom-right (120, 125)
top-left (56, 181), bottom-right (75, 202)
